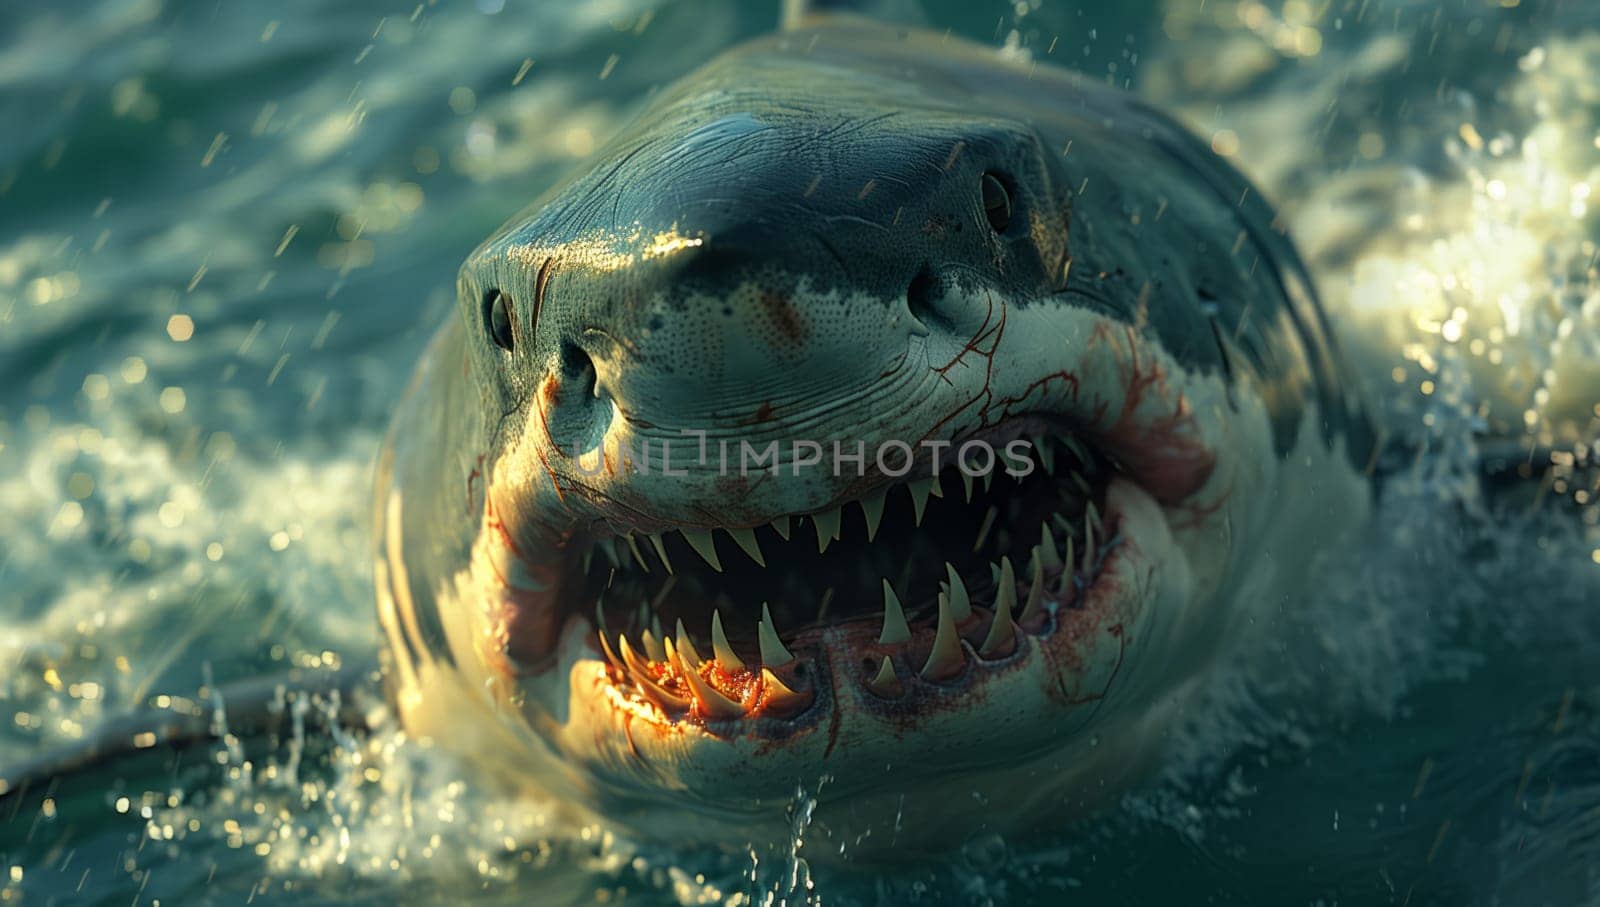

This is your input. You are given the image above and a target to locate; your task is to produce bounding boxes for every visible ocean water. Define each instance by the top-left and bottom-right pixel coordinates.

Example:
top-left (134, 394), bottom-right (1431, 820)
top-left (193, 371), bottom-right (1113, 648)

top-left (2, 0), bottom-right (1598, 904)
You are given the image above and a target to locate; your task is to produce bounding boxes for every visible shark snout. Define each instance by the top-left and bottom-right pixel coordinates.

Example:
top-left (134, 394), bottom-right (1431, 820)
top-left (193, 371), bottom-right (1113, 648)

top-left (534, 227), bottom-right (937, 463)
top-left (467, 109), bottom-right (1077, 526)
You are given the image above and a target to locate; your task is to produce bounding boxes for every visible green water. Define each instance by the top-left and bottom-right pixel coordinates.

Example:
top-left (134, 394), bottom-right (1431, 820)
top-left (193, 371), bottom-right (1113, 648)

top-left (2, 0), bottom-right (1599, 903)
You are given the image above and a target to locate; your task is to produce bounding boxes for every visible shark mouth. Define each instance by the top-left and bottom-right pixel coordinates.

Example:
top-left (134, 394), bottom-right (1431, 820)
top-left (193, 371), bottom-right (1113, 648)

top-left (543, 428), bottom-right (1119, 727)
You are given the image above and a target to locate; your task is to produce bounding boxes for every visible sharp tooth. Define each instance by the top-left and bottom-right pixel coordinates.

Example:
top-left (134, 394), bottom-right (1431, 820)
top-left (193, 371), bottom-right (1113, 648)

top-left (598, 630), bottom-right (626, 673)
top-left (619, 636), bottom-right (691, 712)
top-left (817, 587), bottom-right (835, 623)
top-left (1019, 557), bottom-right (1046, 624)
top-left (681, 528), bottom-right (723, 572)
top-left (866, 655), bottom-right (902, 698)
top-left (920, 592), bottom-right (966, 681)
top-left (684, 660), bottom-right (746, 719)
top-left (1037, 438), bottom-right (1056, 474)
top-left (651, 613), bottom-right (663, 642)
top-left (641, 628), bottom-right (667, 663)
top-left (961, 469), bottom-right (974, 502)
top-left (710, 609), bottom-right (745, 671)
top-left (637, 679), bottom-right (692, 713)
top-left (929, 472), bottom-right (944, 498)
top-left (944, 563), bottom-right (971, 621)
top-left (758, 602), bottom-right (795, 666)
top-left (972, 505), bottom-right (997, 552)
top-left (727, 526), bottom-right (765, 567)
top-left (860, 490), bottom-right (887, 542)
top-left (760, 667), bottom-right (810, 715)
top-left (598, 538), bottom-right (621, 568)
top-left (647, 533), bottom-right (673, 574)
top-left (997, 557), bottom-right (1018, 612)
top-left (1083, 514), bottom-right (1096, 573)
top-left (1086, 500), bottom-right (1102, 534)
top-left (878, 579), bottom-right (911, 645)
top-left (582, 549), bottom-right (594, 574)
top-left (1060, 536), bottom-right (1076, 596)
top-left (624, 534), bottom-right (649, 572)
top-left (983, 470), bottom-right (994, 492)
top-left (980, 557), bottom-right (1018, 658)
top-left (1038, 523), bottom-right (1063, 571)
top-left (769, 515), bottom-right (791, 540)
top-left (1051, 512), bottom-right (1073, 535)
top-left (674, 619), bottom-right (703, 668)
top-left (813, 508), bottom-right (841, 554)
top-left (909, 480), bottom-right (934, 525)
top-left (1072, 471), bottom-right (1092, 495)
top-left (990, 562), bottom-right (1003, 586)
top-left (675, 621), bottom-right (745, 718)
top-left (618, 634), bottom-right (650, 675)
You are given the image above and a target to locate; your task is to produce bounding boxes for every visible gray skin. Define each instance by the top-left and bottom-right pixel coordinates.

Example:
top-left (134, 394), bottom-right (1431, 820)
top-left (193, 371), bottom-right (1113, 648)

top-left (373, 12), bottom-right (1376, 855)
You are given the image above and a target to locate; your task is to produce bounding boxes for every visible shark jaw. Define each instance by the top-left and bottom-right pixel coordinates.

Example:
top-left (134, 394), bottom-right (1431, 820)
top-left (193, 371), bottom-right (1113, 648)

top-left (578, 426), bottom-right (1122, 723)
top-left (548, 470), bottom-right (1190, 818)
top-left (414, 283), bottom-right (1322, 849)
top-left (371, 273), bottom-right (1380, 857)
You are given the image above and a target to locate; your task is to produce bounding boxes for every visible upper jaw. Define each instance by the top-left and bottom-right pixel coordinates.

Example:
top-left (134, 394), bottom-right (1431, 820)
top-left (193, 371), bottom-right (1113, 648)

top-left (500, 314), bottom-right (1221, 557)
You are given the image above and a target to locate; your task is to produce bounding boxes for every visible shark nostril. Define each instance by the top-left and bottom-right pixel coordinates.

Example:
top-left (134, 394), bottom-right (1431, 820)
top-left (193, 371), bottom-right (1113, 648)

top-left (560, 340), bottom-right (596, 390)
top-left (545, 341), bottom-right (608, 455)
top-left (905, 266), bottom-right (947, 333)
top-left (981, 171), bottom-right (1013, 234)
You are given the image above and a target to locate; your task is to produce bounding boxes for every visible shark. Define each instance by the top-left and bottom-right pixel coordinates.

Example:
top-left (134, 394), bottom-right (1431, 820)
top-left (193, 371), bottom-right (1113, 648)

top-left (371, 1), bottom-right (1376, 855)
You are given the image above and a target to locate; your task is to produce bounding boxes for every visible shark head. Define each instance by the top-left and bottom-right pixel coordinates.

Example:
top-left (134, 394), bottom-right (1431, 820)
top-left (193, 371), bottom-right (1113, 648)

top-left (376, 21), bottom-right (1374, 852)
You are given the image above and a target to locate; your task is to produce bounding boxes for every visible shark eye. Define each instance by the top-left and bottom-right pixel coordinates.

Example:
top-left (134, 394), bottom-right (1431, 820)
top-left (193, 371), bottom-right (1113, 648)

top-left (981, 171), bottom-right (1012, 233)
top-left (484, 288), bottom-right (515, 352)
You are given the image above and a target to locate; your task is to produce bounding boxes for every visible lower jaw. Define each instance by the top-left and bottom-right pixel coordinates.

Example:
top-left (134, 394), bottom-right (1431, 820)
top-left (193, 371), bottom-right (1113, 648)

top-left (528, 478), bottom-right (1190, 837)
